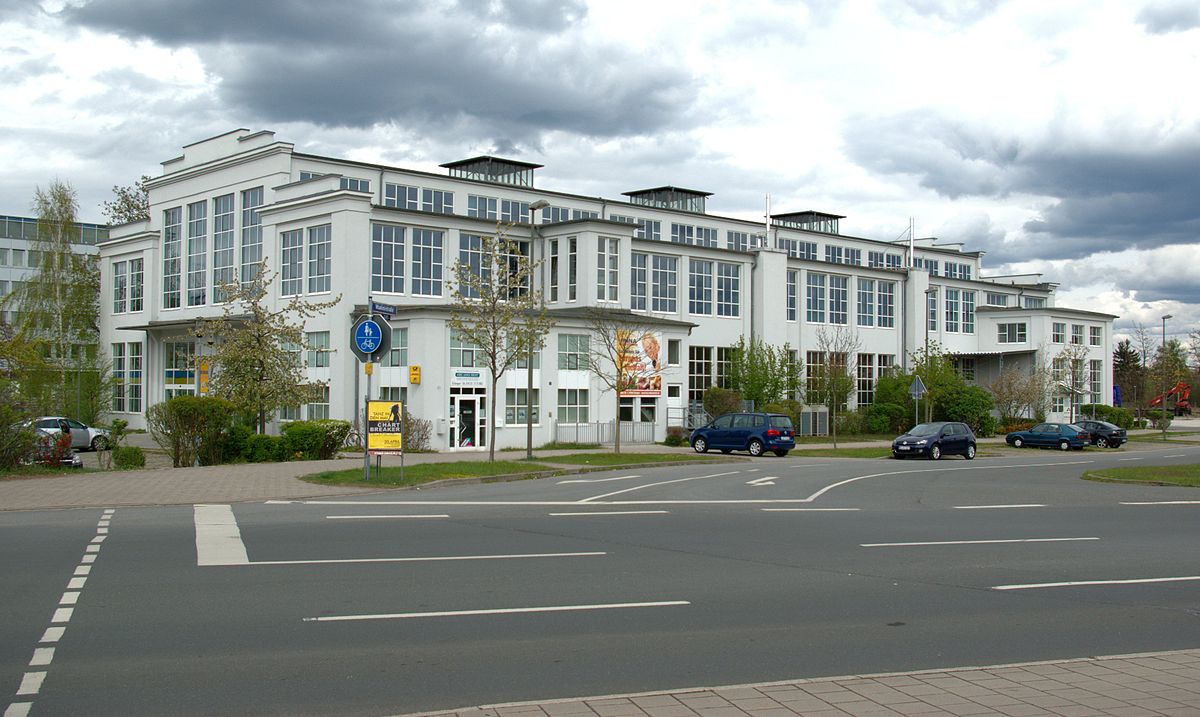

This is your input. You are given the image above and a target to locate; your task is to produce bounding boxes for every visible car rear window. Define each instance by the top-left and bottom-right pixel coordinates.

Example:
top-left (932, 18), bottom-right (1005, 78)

top-left (769, 416), bottom-right (793, 429)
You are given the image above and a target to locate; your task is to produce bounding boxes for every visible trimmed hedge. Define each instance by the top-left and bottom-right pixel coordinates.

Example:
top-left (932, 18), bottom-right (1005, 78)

top-left (113, 446), bottom-right (145, 469)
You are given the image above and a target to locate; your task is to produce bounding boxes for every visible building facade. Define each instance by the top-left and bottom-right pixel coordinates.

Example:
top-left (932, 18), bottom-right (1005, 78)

top-left (1, 215), bottom-right (106, 325)
top-left (98, 129), bottom-right (1116, 448)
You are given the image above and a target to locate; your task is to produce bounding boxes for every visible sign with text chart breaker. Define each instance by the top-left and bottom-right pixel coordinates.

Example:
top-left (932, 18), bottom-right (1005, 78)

top-left (367, 400), bottom-right (403, 454)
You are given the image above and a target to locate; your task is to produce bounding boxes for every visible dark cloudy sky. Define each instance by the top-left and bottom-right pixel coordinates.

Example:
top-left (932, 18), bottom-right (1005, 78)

top-left (1, 0), bottom-right (1198, 341)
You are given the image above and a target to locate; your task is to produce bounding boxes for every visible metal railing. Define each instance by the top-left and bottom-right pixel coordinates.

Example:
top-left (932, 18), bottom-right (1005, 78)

top-left (554, 421), bottom-right (655, 445)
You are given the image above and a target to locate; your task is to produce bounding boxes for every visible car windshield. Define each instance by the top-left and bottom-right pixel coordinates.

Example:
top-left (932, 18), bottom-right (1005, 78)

top-left (908, 423), bottom-right (942, 436)
top-left (769, 416), bottom-right (793, 429)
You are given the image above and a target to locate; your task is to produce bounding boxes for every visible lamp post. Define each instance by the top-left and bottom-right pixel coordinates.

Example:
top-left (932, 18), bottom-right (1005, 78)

top-left (923, 287), bottom-right (936, 422)
top-left (526, 200), bottom-right (550, 459)
top-left (1161, 313), bottom-right (1172, 440)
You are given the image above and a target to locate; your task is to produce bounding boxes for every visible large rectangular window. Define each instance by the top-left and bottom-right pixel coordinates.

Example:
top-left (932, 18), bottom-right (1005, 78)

top-left (112, 260), bottom-right (128, 314)
top-left (500, 199), bottom-right (529, 223)
top-left (688, 346), bottom-right (713, 403)
top-left (450, 332), bottom-right (480, 367)
top-left (786, 270), bottom-right (797, 321)
top-left (240, 187), bottom-right (264, 287)
top-left (856, 278), bottom-right (874, 327)
top-left (411, 228), bottom-right (444, 296)
top-left (505, 388), bottom-right (540, 424)
top-left (422, 188), bottom-right (454, 214)
top-left (806, 272), bottom-right (826, 323)
top-left (458, 233), bottom-right (485, 299)
top-left (630, 252), bottom-right (647, 311)
top-left (280, 229), bottom-right (304, 296)
top-left (877, 281), bottom-right (895, 328)
top-left (467, 194), bottom-right (497, 219)
top-left (829, 275), bottom-right (848, 325)
top-left (597, 237), bottom-right (619, 302)
top-left (1052, 322), bottom-right (1066, 343)
top-left (567, 237), bottom-right (577, 301)
top-left (985, 291), bottom-right (1008, 307)
top-left (212, 194), bottom-right (235, 302)
top-left (651, 255), bottom-right (678, 312)
top-left (384, 183), bottom-right (418, 209)
top-left (944, 288), bottom-right (960, 332)
top-left (186, 200), bottom-right (207, 307)
top-left (163, 341), bottom-right (195, 399)
top-left (1071, 324), bottom-right (1084, 345)
top-left (670, 223), bottom-right (694, 245)
top-left (379, 327), bottom-right (409, 367)
top-left (371, 224), bottom-right (405, 293)
top-left (688, 259), bottom-right (713, 315)
top-left (557, 389), bottom-right (589, 424)
top-left (162, 207), bottom-right (182, 309)
top-left (129, 258), bottom-right (144, 312)
top-left (558, 334), bottom-right (588, 370)
top-left (307, 224), bottom-right (331, 293)
top-left (716, 262), bottom-right (740, 317)
top-left (1090, 326), bottom-right (1103, 346)
top-left (307, 331), bottom-right (330, 368)
top-left (997, 323), bottom-right (1027, 343)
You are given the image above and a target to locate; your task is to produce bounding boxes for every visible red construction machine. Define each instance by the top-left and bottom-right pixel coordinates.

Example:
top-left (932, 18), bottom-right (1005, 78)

top-left (1149, 381), bottom-right (1192, 415)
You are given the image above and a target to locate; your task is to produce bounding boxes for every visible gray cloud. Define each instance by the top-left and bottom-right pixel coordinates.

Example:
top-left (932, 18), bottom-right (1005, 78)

top-left (843, 110), bottom-right (1200, 264)
top-left (1136, 1), bottom-right (1200, 33)
top-left (57, 0), bottom-right (700, 142)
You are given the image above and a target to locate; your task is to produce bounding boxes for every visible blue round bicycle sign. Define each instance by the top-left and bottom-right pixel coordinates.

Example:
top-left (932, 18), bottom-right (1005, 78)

top-left (354, 319), bottom-right (382, 354)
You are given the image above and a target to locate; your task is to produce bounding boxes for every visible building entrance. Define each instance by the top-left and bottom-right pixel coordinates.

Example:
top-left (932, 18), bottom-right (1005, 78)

top-left (449, 387), bottom-right (487, 450)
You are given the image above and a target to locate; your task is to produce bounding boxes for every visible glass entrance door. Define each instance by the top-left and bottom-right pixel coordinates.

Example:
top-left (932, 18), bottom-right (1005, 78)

top-left (458, 399), bottom-right (477, 447)
top-left (449, 389), bottom-right (487, 450)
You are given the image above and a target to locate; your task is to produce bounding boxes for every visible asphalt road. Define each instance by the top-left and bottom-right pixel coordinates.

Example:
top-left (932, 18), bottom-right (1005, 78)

top-left (4, 442), bottom-right (1200, 716)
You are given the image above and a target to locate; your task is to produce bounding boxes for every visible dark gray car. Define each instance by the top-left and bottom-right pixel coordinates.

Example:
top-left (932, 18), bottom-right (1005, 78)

top-left (892, 421), bottom-right (977, 460)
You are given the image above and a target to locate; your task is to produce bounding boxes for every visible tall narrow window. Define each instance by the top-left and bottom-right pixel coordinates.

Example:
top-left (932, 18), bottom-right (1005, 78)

top-left (411, 228), bottom-right (444, 296)
top-left (212, 194), bottom-right (235, 302)
top-left (111, 342), bottom-right (126, 412)
top-left (806, 273), bottom-right (826, 323)
top-left (127, 342), bottom-right (143, 412)
top-left (458, 233), bottom-right (485, 299)
top-left (945, 288), bottom-right (960, 332)
top-left (688, 259), bottom-right (713, 315)
top-left (307, 331), bottom-right (331, 368)
top-left (716, 262), bottom-right (739, 317)
top-left (651, 255), bottom-right (678, 312)
top-left (597, 237), bottom-right (619, 302)
top-left (927, 289), bottom-right (938, 332)
top-left (829, 275), bottom-right (848, 325)
top-left (307, 224), bottom-right (331, 293)
top-left (281, 229), bottom-right (304, 296)
top-left (162, 207), bottom-right (182, 309)
top-left (549, 239), bottom-right (559, 302)
top-left (371, 224), bottom-right (405, 293)
top-left (962, 290), bottom-right (975, 334)
top-left (186, 200), bottom-right (207, 306)
top-left (128, 257), bottom-right (144, 312)
top-left (630, 252), bottom-right (647, 311)
top-left (567, 237), bottom-right (577, 301)
top-left (240, 187), bottom-right (264, 287)
top-left (857, 353), bottom-right (875, 406)
top-left (112, 260), bottom-right (128, 314)
top-left (877, 281), bottom-right (895, 328)
top-left (856, 278), bottom-right (875, 327)
top-left (786, 270), bottom-right (797, 321)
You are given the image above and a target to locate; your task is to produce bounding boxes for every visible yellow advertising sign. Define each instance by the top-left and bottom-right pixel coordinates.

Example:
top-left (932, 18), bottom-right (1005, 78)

top-left (409, 365), bottom-right (421, 384)
top-left (367, 400), bottom-right (403, 453)
top-left (197, 358), bottom-right (211, 395)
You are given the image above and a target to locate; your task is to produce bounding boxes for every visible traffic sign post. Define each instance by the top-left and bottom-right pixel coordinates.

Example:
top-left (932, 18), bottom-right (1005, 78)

top-left (350, 304), bottom-right (394, 480)
top-left (909, 375), bottom-right (928, 427)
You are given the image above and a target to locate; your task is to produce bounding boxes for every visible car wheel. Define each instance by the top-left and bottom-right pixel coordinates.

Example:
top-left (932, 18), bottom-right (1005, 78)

top-left (91, 435), bottom-right (109, 451)
top-left (1012, 437), bottom-right (1024, 448)
top-left (748, 439), bottom-right (764, 457)
top-left (1058, 439), bottom-right (1070, 451)
top-left (693, 437), bottom-right (708, 453)
top-left (1096, 436), bottom-right (1109, 448)
top-left (929, 444), bottom-right (942, 460)
top-left (773, 450), bottom-right (788, 457)
top-left (965, 444), bottom-right (976, 460)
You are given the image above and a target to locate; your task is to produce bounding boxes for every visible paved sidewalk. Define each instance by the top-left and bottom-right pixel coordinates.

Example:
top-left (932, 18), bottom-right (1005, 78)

top-left (405, 649), bottom-right (1200, 717)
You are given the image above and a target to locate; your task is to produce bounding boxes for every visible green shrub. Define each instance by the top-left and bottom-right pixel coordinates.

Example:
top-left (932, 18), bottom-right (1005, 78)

top-left (998, 420), bottom-right (1036, 434)
top-left (1078, 404), bottom-right (1134, 428)
top-left (702, 387), bottom-right (743, 420)
top-left (112, 446), bottom-right (145, 469)
top-left (281, 421), bottom-right (325, 460)
top-left (663, 426), bottom-right (688, 447)
top-left (245, 434), bottom-right (286, 463)
top-left (866, 402), bottom-right (906, 434)
top-left (222, 424), bottom-right (253, 463)
top-left (312, 419), bottom-right (352, 459)
top-left (762, 399), bottom-right (804, 427)
top-left (0, 405), bottom-right (35, 470)
top-left (147, 396), bottom-right (236, 467)
top-left (937, 383), bottom-right (995, 436)
top-left (835, 409), bottom-right (868, 435)
top-left (975, 414), bottom-right (997, 438)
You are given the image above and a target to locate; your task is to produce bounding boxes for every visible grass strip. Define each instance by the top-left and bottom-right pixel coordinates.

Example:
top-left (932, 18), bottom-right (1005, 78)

top-left (794, 447), bottom-right (893, 459)
top-left (533, 452), bottom-right (726, 466)
top-left (305, 460), bottom-right (561, 488)
top-left (1082, 464), bottom-right (1200, 488)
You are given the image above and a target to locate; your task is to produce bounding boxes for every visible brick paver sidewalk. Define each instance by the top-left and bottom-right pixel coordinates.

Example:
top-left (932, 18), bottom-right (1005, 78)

top-left (405, 649), bottom-right (1200, 717)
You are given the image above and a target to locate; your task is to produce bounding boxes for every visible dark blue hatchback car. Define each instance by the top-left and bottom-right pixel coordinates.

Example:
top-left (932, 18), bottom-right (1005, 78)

top-left (690, 412), bottom-right (795, 457)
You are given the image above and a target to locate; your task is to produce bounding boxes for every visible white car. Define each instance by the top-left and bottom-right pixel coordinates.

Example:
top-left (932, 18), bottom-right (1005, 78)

top-left (29, 417), bottom-right (111, 451)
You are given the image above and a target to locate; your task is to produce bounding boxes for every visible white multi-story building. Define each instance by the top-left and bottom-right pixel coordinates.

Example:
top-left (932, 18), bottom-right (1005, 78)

top-left (1, 215), bottom-right (106, 325)
top-left (98, 129), bottom-right (1116, 449)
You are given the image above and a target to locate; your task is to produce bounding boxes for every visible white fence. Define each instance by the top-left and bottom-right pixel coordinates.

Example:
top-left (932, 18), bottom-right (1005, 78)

top-left (555, 421), bottom-right (656, 445)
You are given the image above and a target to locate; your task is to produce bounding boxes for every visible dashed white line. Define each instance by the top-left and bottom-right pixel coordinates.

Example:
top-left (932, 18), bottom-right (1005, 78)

top-left (325, 514), bottom-right (449, 520)
top-left (247, 551), bottom-right (606, 567)
top-left (862, 537), bottom-right (1098, 548)
top-left (15, 673), bottom-right (44, 696)
top-left (40, 628), bottom-right (64, 644)
top-left (549, 511), bottom-right (668, 517)
top-left (73, 565), bottom-right (91, 576)
top-left (955, 504), bottom-right (1046, 510)
top-left (29, 648), bottom-right (54, 667)
top-left (4, 702), bottom-right (31, 717)
top-left (762, 508), bottom-right (861, 512)
top-left (1164, 454), bottom-right (1186, 458)
top-left (304, 600), bottom-right (691, 623)
top-left (50, 608), bottom-right (73, 624)
top-left (59, 592), bottom-right (79, 606)
top-left (746, 477), bottom-right (776, 486)
top-left (84, 544), bottom-right (100, 553)
top-left (995, 575), bottom-right (1200, 591)
top-left (67, 577), bottom-right (86, 590)
top-left (81, 554), bottom-right (96, 564)
top-left (1121, 500), bottom-right (1200, 505)
top-left (1118, 457), bottom-right (1144, 462)
top-left (557, 475), bottom-right (640, 485)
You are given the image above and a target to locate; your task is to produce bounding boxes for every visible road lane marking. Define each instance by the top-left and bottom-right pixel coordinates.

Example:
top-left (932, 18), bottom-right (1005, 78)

top-left (50, 608), bottom-right (72, 624)
top-left (81, 554), bottom-right (96, 564)
top-left (248, 551), bottom-right (606, 566)
top-left (762, 508), bottom-right (860, 512)
top-left (580, 471), bottom-right (741, 503)
top-left (1118, 457), bottom-right (1144, 462)
top-left (39, 628), bottom-right (64, 643)
top-left (994, 576), bottom-right (1200, 591)
top-left (803, 460), bottom-right (1094, 502)
top-left (90, 535), bottom-right (106, 544)
top-left (28, 649), bottom-right (53, 667)
top-left (549, 511), bottom-right (668, 516)
top-left (304, 600), bottom-right (690, 623)
top-left (15, 673), bottom-right (44, 696)
top-left (747, 477), bottom-right (776, 486)
top-left (557, 475), bottom-right (640, 485)
top-left (862, 537), bottom-right (1098, 548)
top-left (59, 592), bottom-right (79, 606)
top-left (4, 702), bottom-right (31, 717)
top-left (67, 577), bottom-right (86, 590)
top-left (746, 468), bottom-right (760, 473)
top-left (1164, 454), bottom-right (1186, 458)
top-left (325, 514), bottom-right (449, 520)
top-left (194, 504), bottom-right (250, 566)
top-left (1121, 501), bottom-right (1200, 505)
top-left (84, 544), bottom-right (100, 553)
top-left (955, 504), bottom-right (1046, 510)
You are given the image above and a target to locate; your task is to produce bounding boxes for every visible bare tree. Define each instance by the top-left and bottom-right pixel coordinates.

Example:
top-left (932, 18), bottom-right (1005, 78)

top-left (1052, 343), bottom-right (1091, 423)
top-left (1132, 322), bottom-right (1155, 367)
top-left (448, 224), bottom-right (553, 462)
top-left (812, 326), bottom-right (861, 448)
top-left (987, 363), bottom-right (1043, 420)
top-left (582, 308), bottom-right (666, 453)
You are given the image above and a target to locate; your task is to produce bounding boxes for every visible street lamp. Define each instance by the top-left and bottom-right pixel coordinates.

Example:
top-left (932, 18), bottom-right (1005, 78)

top-left (1161, 313), bottom-right (1172, 440)
top-left (923, 287), bottom-right (936, 422)
top-left (526, 199), bottom-right (550, 459)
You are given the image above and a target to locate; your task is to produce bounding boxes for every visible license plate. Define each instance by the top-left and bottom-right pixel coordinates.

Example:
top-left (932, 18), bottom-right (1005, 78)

top-left (898, 445), bottom-right (910, 451)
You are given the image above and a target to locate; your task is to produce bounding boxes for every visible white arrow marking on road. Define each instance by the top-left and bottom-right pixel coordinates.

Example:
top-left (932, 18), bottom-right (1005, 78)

top-left (747, 477), bottom-right (776, 486)
top-left (579, 471), bottom-right (741, 503)
top-left (557, 475), bottom-right (640, 485)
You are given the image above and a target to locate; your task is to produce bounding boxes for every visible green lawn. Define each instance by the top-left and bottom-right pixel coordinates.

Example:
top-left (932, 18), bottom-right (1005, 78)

top-left (305, 460), bottom-right (562, 487)
top-left (534, 452), bottom-right (727, 466)
top-left (793, 447), bottom-right (892, 459)
top-left (793, 433), bottom-right (895, 444)
top-left (1082, 464), bottom-right (1200, 488)
top-left (1127, 431), bottom-right (1200, 444)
